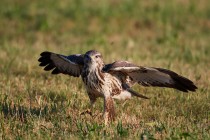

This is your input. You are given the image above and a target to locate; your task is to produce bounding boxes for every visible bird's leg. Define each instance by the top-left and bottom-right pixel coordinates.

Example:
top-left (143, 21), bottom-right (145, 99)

top-left (104, 96), bottom-right (115, 125)
top-left (80, 97), bottom-right (96, 116)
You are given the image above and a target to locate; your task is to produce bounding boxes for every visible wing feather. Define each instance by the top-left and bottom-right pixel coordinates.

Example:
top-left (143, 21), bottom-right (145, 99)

top-left (38, 51), bottom-right (84, 77)
top-left (103, 61), bottom-right (197, 92)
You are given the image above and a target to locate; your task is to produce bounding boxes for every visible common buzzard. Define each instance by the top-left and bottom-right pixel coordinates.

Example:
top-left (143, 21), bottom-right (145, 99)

top-left (38, 50), bottom-right (197, 124)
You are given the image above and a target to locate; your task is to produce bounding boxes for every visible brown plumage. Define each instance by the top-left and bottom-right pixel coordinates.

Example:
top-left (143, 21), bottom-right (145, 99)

top-left (38, 50), bottom-right (197, 125)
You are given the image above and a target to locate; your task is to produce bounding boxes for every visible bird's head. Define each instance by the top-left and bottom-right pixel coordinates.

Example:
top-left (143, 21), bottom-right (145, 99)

top-left (84, 50), bottom-right (104, 69)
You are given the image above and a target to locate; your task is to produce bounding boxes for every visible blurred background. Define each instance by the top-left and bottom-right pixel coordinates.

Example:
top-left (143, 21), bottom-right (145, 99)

top-left (1, 0), bottom-right (210, 86)
top-left (0, 0), bottom-right (209, 139)
top-left (1, 0), bottom-right (210, 65)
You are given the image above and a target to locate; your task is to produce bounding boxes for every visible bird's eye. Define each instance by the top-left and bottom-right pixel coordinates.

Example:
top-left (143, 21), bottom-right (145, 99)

top-left (95, 55), bottom-right (99, 58)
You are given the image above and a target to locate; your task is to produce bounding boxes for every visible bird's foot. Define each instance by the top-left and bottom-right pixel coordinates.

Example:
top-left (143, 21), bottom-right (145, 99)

top-left (80, 109), bottom-right (92, 116)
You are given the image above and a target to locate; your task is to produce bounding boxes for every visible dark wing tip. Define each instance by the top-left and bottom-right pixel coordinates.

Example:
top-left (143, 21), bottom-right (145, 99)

top-left (156, 68), bottom-right (197, 92)
top-left (38, 52), bottom-right (52, 65)
top-left (39, 62), bottom-right (48, 67)
top-left (40, 51), bottom-right (51, 56)
top-left (44, 63), bottom-right (55, 71)
top-left (173, 75), bottom-right (197, 92)
top-left (51, 68), bottom-right (60, 74)
top-left (38, 51), bottom-right (83, 77)
top-left (38, 51), bottom-right (60, 74)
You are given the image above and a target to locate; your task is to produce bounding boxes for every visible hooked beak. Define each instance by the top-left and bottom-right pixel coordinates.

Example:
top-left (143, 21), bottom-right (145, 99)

top-left (85, 55), bottom-right (92, 63)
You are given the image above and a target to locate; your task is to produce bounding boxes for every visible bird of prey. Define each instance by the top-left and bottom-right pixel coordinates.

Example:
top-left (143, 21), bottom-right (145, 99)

top-left (38, 50), bottom-right (197, 124)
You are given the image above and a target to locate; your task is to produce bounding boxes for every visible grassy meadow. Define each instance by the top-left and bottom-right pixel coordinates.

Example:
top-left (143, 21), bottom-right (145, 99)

top-left (0, 0), bottom-right (210, 139)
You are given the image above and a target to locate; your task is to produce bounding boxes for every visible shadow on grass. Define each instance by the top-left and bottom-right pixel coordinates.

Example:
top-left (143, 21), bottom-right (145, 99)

top-left (0, 95), bottom-right (67, 122)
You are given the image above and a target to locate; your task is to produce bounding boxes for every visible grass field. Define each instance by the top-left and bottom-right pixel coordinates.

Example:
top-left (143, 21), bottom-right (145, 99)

top-left (0, 0), bottom-right (210, 139)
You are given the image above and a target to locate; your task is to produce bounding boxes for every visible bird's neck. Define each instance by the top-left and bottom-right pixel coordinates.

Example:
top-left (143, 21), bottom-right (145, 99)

top-left (85, 62), bottom-right (104, 72)
top-left (82, 63), bottom-right (105, 78)
top-left (81, 63), bottom-right (105, 84)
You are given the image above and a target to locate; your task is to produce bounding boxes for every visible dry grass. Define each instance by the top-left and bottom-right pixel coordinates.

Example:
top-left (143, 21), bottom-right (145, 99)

top-left (0, 0), bottom-right (210, 139)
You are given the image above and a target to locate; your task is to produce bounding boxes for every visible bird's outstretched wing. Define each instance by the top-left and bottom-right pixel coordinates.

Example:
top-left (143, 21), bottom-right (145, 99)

top-left (103, 61), bottom-right (197, 92)
top-left (38, 51), bottom-right (84, 77)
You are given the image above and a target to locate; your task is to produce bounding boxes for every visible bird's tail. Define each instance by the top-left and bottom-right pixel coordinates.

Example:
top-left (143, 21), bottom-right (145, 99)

top-left (127, 88), bottom-right (149, 99)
